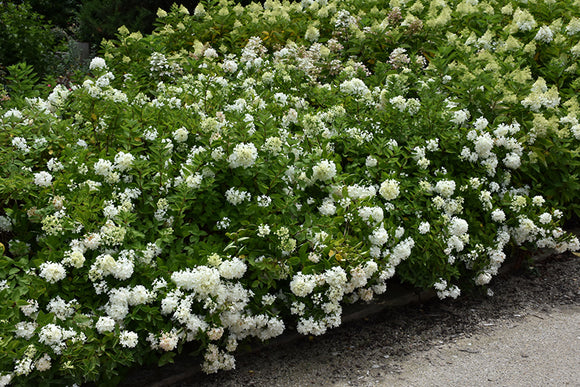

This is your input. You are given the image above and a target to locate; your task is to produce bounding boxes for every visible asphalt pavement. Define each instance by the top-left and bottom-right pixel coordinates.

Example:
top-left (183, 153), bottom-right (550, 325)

top-left (347, 305), bottom-right (580, 386)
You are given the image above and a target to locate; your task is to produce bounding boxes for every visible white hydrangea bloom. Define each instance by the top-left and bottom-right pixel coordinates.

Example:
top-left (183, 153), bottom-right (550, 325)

top-left (532, 195), bottom-right (546, 206)
top-left (185, 173), bottom-right (203, 189)
top-left (89, 57), bottom-right (108, 70)
top-left (225, 187), bottom-right (251, 206)
top-left (119, 330), bottom-right (138, 348)
top-left (38, 324), bottom-right (65, 347)
top-left (369, 226), bottom-right (389, 246)
top-left (96, 316), bottom-right (116, 333)
top-left (202, 344), bottom-right (236, 374)
top-left (365, 156), bottom-right (378, 167)
top-left (305, 25), bottom-right (320, 42)
top-left (35, 353), bottom-right (51, 372)
top-left (474, 133), bottom-right (494, 158)
top-left (390, 237), bottom-right (415, 266)
top-left (491, 209), bottom-right (506, 223)
top-left (566, 17), bottom-right (580, 35)
top-left (218, 257), bottom-right (247, 279)
top-left (158, 330), bottom-right (180, 351)
top-left (262, 137), bottom-right (283, 155)
top-left (47, 296), bottom-right (76, 320)
top-left (20, 299), bottom-right (39, 318)
top-left (538, 212), bottom-right (552, 225)
top-left (503, 152), bottom-right (521, 169)
top-left (290, 272), bottom-right (317, 297)
top-left (114, 151), bottom-right (135, 171)
top-left (379, 179), bottom-right (400, 200)
top-left (312, 159), bottom-right (337, 182)
top-left (340, 78), bottom-right (370, 98)
top-left (448, 217), bottom-right (469, 236)
top-left (11, 137), bottom-right (30, 153)
top-left (534, 26), bottom-right (553, 43)
top-left (4, 108), bottom-right (22, 120)
top-left (94, 159), bottom-right (114, 177)
top-left (0, 373), bottom-right (12, 386)
top-left (171, 266), bottom-right (221, 296)
top-left (228, 142), bottom-right (258, 168)
top-left (475, 272), bottom-right (492, 285)
top-left (0, 215), bottom-right (12, 232)
top-left (451, 109), bottom-right (470, 125)
top-left (418, 221), bottom-right (430, 234)
top-left (358, 206), bottom-right (384, 224)
top-left (15, 322), bottom-right (37, 340)
top-left (173, 127), bottom-right (189, 143)
top-left (34, 171), bottom-right (53, 187)
top-left (222, 59), bottom-right (238, 73)
top-left (39, 262), bottom-right (67, 284)
top-left (512, 8), bottom-right (536, 31)
top-left (318, 198), bottom-right (336, 216)
top-left (257, 224), bottom-right (271, 237)
top-left (44, 160), bottom-right (62, 175)
top-left (434, 180), bottom-right (456, 198)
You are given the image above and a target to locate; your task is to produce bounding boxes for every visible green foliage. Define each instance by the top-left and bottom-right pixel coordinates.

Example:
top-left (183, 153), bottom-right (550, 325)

top-left (76, 0), bottom-right (199, 46)
top-left (0, 2), bottom-right (65, 78)
top-left (3, 63), bottom-right (41, 106)
top-left (16, 0), bottom-right (81, 29)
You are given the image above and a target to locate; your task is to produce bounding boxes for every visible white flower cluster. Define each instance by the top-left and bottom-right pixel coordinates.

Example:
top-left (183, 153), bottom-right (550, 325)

top-left (312, 159), bottom-right (337, 182)
top-left (119, 330), bottom-right (139, 348)
top-left (369, 226), bottom-right (389, 246)
top-left (38, 324), bottom-right (84, 355)
top-left (0, 215), bottom-right (12, 232)
top-left (521, 77), bottom-right (560, 112)
top-left (89, 253), bottom-right (134, 281)
top-left (89, 57), bottom-right (108, 71)
top-left (290, 272), bottom-right (318, 297)
top-left (11, 137), bottom-right (30, 153)
top-left (461, 120), bottom-right (524, 175)
top-left (379, 179), bottom-right (400, 201)
top-left (340, 78), bottom-right (371, 99)
top-left (171, 266), bottom-right (221, 295)
top-left (358, 206), bottom-right (384, 226)
top-left (318, 197), bottom-right (336, 216)
top-left (47, 296), bottom-right (77, 320)
top-left (15, 322), bottom-right (37, 340)
top-left (418, 221), bottom-right (430, 234)
top-left (534, 26), bottom-right (554, 43)
top-left (228, 142), bottom-right (258, 168)
top-left (225, 187), bottom-right (251, 206)
top-left (433, 278), bottom-right (461, 300)
top-left (389, 95), bottom-right (420, 115)
top-left (39, 262), bottom-right (67, 284)
top-left (218, 257), bottom-right (247, 279)
top-left (33, 171), bottom-right (53, 187)
top-left (512, 8), bottom-right (537, 31)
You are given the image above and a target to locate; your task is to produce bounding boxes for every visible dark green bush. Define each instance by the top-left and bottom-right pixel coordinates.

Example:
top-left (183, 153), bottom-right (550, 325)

top-left (76, 0), bottom-right (201, 46)
top-left (16, 0), bottom-right (80, 30)
top-left (0, 2), bottom-right (65, 78)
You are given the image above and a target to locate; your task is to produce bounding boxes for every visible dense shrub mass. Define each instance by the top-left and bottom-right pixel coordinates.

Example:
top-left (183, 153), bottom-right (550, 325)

top-left (0, 2), bottom-right (65, 77)
top-left (1, 0), bottom-right (579, 384)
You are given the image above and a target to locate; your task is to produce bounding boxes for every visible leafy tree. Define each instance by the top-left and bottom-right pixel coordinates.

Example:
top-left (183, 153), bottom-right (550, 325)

top-left (0, 2), bottom-right (64, 77)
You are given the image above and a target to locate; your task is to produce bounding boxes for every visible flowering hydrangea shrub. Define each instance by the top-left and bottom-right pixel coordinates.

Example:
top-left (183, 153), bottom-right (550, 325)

top-left (1, 0), bottom-right (579, 385)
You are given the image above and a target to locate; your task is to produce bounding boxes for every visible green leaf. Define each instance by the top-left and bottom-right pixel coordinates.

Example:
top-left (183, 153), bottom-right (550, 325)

top-left (158, 351), bottom-right (176, 367)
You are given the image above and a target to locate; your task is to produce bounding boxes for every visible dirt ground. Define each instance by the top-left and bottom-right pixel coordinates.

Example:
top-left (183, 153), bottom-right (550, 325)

top-left (121, 248), bottom-right (579, 387)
